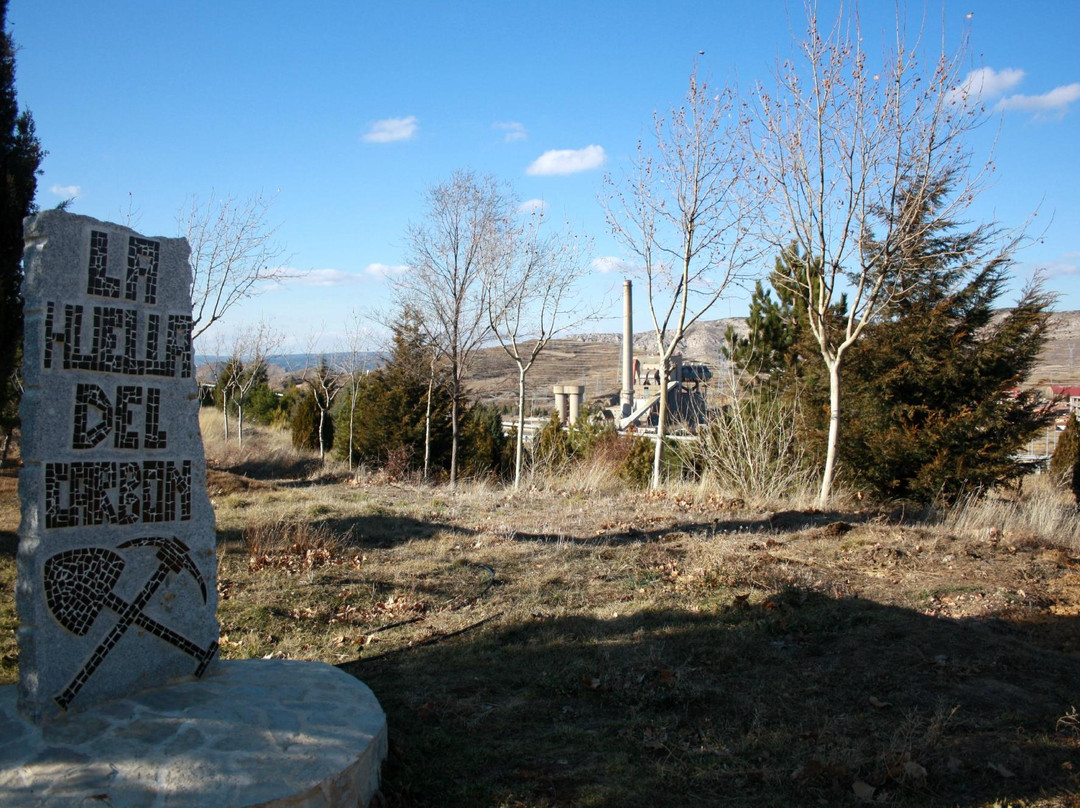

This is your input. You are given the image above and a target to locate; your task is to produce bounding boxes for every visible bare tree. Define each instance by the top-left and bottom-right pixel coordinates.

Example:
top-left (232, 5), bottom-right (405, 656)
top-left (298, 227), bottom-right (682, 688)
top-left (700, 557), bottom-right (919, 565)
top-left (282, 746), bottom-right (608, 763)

top-left (181, 190), bottom-right (289, 342)
top-left (301, 345), bottom-right (343, 462)
top-left (338, 310), bottom-right (374, 472)
top-left (396, 170), bottom-right (511, 486)
top-left (750, 5), bottom-right (992, 506)
top-left (604, 71), bottom-right (758, 489)
top-left (487, 211), bottom-right (596, 488)
top-left (421, 338), bottom-right (443, 482)
top-left (228, 321), bottom-right (282, 449)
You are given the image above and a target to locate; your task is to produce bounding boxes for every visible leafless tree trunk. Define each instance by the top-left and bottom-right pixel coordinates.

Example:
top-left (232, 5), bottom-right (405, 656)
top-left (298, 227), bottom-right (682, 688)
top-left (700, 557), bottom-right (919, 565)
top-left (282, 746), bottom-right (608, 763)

top-left (302, 350), bottom-right (343, 462)
top-left (487, 210), bottom-right (596, 489)
top-left (230, 321), bottom-right (281, 449)
top-left (604, 71), bottom-right (758, 489)
top-left (180, 190), bottom-right (290, 343)
top-left (422, 343), bottom-right (441, 482)
top-left (0, 428), bottom-right (10, 469)
top-left (751, 4), bottom-right (991, 506)
top-left (396, 170), bottom-right (510, 487)
top-left (338, 311), bottom-right (373, 473)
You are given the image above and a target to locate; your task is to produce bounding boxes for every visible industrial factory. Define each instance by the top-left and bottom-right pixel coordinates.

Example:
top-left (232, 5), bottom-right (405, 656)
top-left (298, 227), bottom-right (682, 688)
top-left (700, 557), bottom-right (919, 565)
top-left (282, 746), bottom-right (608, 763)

top-left (550, 279), bottom-right (712, 431)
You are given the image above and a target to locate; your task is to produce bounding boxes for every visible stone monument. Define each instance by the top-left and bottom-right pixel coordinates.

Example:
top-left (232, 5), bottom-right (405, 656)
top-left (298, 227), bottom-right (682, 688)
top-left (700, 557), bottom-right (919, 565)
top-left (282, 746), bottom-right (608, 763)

top-left (15, 210), bottom-right (218, 720)
top-left (0, 211), bottom-right (387, 807)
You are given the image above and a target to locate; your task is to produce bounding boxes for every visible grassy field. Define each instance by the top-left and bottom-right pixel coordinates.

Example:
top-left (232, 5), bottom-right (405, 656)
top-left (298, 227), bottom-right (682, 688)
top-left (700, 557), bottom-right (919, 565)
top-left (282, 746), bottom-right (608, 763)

top-left (1, 417), bottom-right (1079, 806)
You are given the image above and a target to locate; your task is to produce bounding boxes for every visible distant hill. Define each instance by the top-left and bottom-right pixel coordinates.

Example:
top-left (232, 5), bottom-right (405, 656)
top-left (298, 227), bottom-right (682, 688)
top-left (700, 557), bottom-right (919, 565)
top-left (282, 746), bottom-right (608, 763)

top-left (465, 310), bottom-right (1080, 410)
top-left (199, 311), bottom-right (1080, 411)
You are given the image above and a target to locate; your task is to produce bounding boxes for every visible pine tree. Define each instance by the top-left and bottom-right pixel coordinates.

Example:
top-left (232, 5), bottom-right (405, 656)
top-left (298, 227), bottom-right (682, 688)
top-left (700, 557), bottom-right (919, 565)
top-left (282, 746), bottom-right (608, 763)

top-left (336, 310), bottom-right (453, 472)
top-left (0, 0), bottom-right (44, 465)
top-left (840, 178), bottom-right (1053, 503)
top-left (1050, 413), bottom-right (1079, 489)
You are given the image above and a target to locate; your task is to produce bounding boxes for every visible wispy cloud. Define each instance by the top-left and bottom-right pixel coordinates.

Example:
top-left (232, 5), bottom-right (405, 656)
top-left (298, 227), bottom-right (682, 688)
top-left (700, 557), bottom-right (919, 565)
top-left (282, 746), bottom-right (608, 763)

top-left (949, 66), bottom-right (1025, 104)
top-left (363, 116), bottom-right (419, 143)
top-left (527, 145), bottom-right (606, 176)
top-left (1041, 252), bottom-right (1079, 279)
top-left (50, 184), bottom-right (80, 198)
top-left (495, 121), bottom-right (527, 142)
top-left (996, 83), bottom-right (1080, 115)
top-left (290, 268), bottom-right (362, 287)
top-left (364, 262), bottom-right (408, 278)
top-left (518, 198), bottom-right (548, 215)
top-left (591, 256), bottom-right (634, 274)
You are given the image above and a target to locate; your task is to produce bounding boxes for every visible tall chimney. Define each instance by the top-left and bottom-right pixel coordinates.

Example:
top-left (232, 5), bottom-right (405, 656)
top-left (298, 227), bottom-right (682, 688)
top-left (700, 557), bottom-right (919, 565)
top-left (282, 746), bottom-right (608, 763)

top-left (621, 279), bottom-right (634, 417)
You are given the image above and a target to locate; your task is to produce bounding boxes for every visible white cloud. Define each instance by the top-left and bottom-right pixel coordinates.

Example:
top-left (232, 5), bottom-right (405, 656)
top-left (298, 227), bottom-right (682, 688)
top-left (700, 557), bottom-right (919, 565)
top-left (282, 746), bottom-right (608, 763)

top-left (50, 184), bottom-right (80, 198)
top-left (495, 121), bottom-right (527, 142)
top-left (949, 66), bottom-right (1025, 104)
top-left (1041, 252), bottom-right (1079, 279)
top-left (363, 116), bottom-right (419, 143)
top-left (518, 198), bottom-right (548, 215)
top-left (364, 262), bottom-right (408, 278)
top-left (290, 268), bottom-right (362, 287)
top-left (592, 256), bottom-right (633, 274)
top-left (996, 83), bottom-right (1080, 114)
top-left (526, 145), bottom-right (606, 176)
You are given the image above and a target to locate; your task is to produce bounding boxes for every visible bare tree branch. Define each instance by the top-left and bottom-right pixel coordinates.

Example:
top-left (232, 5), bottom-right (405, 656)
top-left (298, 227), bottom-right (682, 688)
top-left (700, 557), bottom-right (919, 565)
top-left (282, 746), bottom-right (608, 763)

top-left (180, 190), bottom-right (290, 342)
top-left (395, 170), bottom-right (512, 486)
top-left (487, 209), bottom-right (599, 488)
top-left (750, 3), bottom-right (997, 505)
top-left (604, 70), bottom-right (760, 489)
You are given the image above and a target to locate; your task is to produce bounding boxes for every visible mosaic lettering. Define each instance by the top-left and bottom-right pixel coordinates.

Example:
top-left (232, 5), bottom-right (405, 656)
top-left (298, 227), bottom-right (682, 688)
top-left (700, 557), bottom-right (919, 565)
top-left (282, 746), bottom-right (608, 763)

top-left (17, 211), bottom-right (219, 721)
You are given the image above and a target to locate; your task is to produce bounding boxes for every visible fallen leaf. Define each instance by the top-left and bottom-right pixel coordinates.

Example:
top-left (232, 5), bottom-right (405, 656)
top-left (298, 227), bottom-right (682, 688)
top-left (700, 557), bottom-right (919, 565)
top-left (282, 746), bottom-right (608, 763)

top-left (852, 780), bottom-right (876, 801)
top-left (903, 760), bottom-right (928, 782)
top-left (582, 674), bottom-right (601, 690)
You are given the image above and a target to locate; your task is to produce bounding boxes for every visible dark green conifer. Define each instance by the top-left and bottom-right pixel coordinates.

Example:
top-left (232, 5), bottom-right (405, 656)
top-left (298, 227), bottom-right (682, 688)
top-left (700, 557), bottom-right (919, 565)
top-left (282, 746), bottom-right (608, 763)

top-left (841, 177), bottom-right (1053, 502)
top-left (0, 0), bottom-right (44, 465)
top-left (1050, 412), bottom-right (1079, 489)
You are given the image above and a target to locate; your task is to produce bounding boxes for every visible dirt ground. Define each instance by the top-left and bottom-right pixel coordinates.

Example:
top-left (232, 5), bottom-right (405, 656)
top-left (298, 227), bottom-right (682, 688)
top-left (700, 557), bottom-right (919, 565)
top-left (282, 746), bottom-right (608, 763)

top-left (2, 461), bottom-right (1079, 806)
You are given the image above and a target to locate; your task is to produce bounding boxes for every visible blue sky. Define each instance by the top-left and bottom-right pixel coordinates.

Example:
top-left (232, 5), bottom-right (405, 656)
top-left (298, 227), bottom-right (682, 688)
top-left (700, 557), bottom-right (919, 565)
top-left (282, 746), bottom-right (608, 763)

top-left (10, 1), bottom-right (1080, 352)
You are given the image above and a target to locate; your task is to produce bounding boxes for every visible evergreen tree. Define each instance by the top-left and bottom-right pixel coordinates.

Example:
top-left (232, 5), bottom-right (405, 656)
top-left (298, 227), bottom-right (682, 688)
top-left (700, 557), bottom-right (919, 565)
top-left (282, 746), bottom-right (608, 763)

top-left (1050, 413), bottom-right (1079, 489)
top-left (840, 178), bottom-right (1053, 503)
top-left (335, 310), bottom-right (453, 472)
top-left (0, 0), bottom-right (44, 465)
top-left (459, 402), bottom-right (509, 480)
top-left (291, 391), bottom-right (333, 453)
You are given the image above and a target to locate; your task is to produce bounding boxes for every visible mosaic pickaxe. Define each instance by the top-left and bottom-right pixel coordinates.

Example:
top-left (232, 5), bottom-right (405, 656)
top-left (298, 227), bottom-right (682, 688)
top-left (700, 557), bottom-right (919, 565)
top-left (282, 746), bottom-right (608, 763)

top-left (43, 536), bottom-right (218, 710)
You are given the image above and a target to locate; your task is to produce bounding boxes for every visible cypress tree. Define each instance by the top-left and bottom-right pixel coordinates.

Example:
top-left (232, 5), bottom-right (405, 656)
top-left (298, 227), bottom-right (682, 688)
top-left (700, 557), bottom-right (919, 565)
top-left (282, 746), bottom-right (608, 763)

top-left (0, 0), bottom-right (44, 464)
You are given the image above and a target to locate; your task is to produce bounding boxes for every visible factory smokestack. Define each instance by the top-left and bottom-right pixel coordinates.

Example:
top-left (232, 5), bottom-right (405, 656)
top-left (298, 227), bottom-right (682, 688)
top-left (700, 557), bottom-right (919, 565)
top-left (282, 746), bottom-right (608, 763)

top-left (621, 279), bottom-right (634, 417)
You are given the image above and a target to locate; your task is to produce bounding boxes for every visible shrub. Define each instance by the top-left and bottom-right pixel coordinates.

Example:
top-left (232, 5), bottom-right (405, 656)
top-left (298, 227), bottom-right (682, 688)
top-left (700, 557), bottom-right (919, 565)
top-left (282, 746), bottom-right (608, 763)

top-left (291, 391), bottom-right (333, 452)
top-left (460, 402), bottom-right (511, 480)
top-left (1050, 413), bottom-right (1079, 489)
top-left (532, 412), bottom-right (572, 473)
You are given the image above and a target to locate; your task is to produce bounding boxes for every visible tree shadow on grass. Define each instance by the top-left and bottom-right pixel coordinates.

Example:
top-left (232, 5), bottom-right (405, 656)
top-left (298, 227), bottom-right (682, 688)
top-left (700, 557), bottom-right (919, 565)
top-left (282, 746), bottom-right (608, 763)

top-left (507, 509), bottom-right (880, 548)
top-left (343, 591), bottom-right (1080, 807)
top-left (216, 514), bottom-right (478, 556)
top-left (0, 531), bottom-right (15, 561)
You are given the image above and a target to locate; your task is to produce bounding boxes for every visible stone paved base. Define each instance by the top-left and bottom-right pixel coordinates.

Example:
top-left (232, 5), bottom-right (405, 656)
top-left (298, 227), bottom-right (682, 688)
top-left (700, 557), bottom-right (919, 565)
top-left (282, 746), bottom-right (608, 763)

top-left (0, 659), bottom-right (387, 807)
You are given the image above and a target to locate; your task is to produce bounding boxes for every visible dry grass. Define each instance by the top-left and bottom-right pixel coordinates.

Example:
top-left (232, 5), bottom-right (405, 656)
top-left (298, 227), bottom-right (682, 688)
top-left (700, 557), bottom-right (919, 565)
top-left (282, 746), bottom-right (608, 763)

top-left (205, 479), bottom-right (1080, 807)
top-left (941, 476), bottom-right (1080, 552)
top-left (200, 408), bottom-right (338, 481)
top-left (1, 429), bottom-right (1078, 805)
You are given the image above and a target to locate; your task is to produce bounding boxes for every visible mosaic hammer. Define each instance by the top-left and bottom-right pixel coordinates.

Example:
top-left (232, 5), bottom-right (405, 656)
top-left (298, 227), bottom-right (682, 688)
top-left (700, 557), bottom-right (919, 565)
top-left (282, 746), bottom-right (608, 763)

top-left (43, 536), bottom-right (218, 710)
